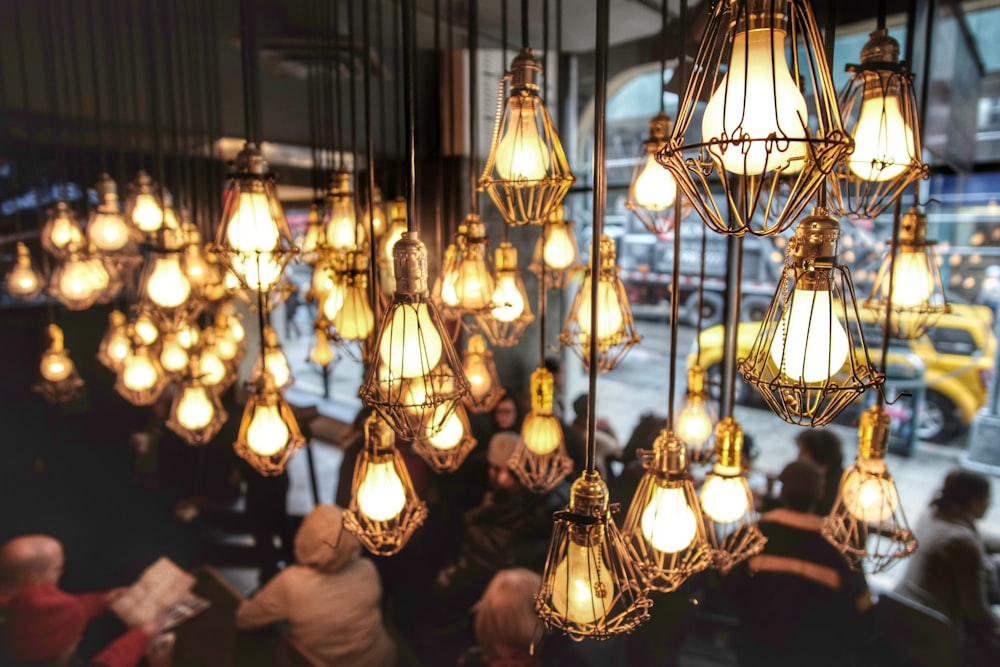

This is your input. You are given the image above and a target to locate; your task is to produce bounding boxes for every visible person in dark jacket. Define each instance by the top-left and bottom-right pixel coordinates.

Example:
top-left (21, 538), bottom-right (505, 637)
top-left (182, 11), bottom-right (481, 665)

top-left (794, 429), bottom-right (844, 516)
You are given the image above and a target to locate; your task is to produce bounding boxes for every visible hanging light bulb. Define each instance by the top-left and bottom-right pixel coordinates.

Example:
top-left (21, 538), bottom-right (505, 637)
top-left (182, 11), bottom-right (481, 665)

top-left (363, 185), bottom-right (387, 240)
top-left (176, 321), bottom-right (200, 350)
top-left (310, 328), bottom-right (335, 366)
top-left (234, 372), bottom-right (305, 475)
top-left (299, 202), bottom-right (323, 262)
top-left (739, 209), bottom-right (884, 426)
top-left (199, 346), bottom-right (230, 389)
top-left (823, 404), bottom-right (917, 572)
top-left (626, 112), bottom-right (678, 235)
top-left (452, 214), bottom-right (495, 313)
top-left (125, 170), bottom-right (166, 234)
top-left (160, 334), bottom-right (190, 375)
top-left (333, 254), bottom-right (375, 341)
top-left (675, 365), bottom-right (718, 457)
top-left (181, 225), bottom-right (218, 298)
top-left (33, 324), bottom-right (85, 405)
top-left (413, 401), bottom-right (476, 473)
top-left (98, 310), bottom-right (130, 372)
top-left (318, 269), bottom-right (346, 320)
top-left (865, 207), bottom-right (948, 339)
top-left (509, 368), bottom-right (573, 493)
top-left (254, 326), bottom-right (292, 388)
top-left (657, 0), bottom-right (851, 236)
top-left (461, 334), bottom-right (503, 414)
top-left (41, 202), bottom-right (85, 258)
top-left (560, 235), bottom-right (640, 373)
top-left (360, 232), bottom-right (469, 440)
top-left (115, 342), bottom-right (168, 406)
top-left (481, 49), bottom-right (575, 226)
top-left (537, 471), bottom-right (651, 639)
top-left (215, 144), bottom-right (295, 292)
top-left (167, 359), bottom-right (228, 446)
top-left (87, 174), bottom-right (133, 252)
top-left (622, 429), bottom-right (711, 592)
top-left (142, 250), bottom-right (192, 310)
top-left (133, 311), bottom-right (160, 346)
top-left (323, 169), bottom-right (365, 252)
top-left (698, 418), bottom-right (766, 572)
top-left (530, 206), bottom-right (584, 291)
top-left (49, 251), bottom-right (102, 311)
top-left (432, 241), bottom-right (461, 312)
top-left (5, 242), bottom-right (45, 300)
top-left (343, 413), bottom-right (428, 556)
top-left (479, 243), bottom-right (534, 347)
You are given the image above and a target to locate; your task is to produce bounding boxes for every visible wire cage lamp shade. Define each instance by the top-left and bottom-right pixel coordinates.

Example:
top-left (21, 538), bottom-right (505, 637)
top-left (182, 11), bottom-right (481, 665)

top-left (823, 404), bottom-right (918, 572)
top-left (33, 324), bottom-right (86, 405)
top-left (41, 202), bottom-right (85, 259)
top-left (656, 0), bottom-right (852, 236)
top-left (675, 365), bottom-right (719, 463)
top-left (343, 412), bottom-right (429, 556)
top-left (167, 369), bottom-right (229, 446)
top-left (864, 207), bottom-right (949, 340)
top-left (359, 232), bottom-right (470, 440)
top-left (738, 208), bottom-right (885, 426)
top-left (87, 174), bottom-right (137, 254)
top-left (460, 333), bottom-right (505, 414)
top-left (251, 326), bottom-right (293, 389)
top-left (98, 310), bottom-right (131, 372)
top-left (412, 401), bottom-right (477, 473)
top-left (529, 206), bottom-right (584, 291)
top-left (6, 242), bottom-right (45, 301)
top-left (560, 235), bottom-right (641, 373)
top-left (477, 243), bottom-right (535, 347)
top-left (622, 430), bottom-right (712, 592)
top-left (480, 49), bottom-right (575, 227)
top-left (115, 340), bottom-right (170, 407)
top-left (323, 168), bottom-right (366, 253)
top-left (49, 250), bottom-right (109, 312)
top-left (535, 471), bottom-right (652, 640)
top-left (827, 29), bottom-right (928, 220)
top-left (125, 170), bottom-right (167, 237)
top-left (213, 144), bottom-right (297, 292)
top-left (699, 418), bottom-right (766, 573)
top-left (233, 372), bottom-right (305, 476)
top-left (626, 112), bottom-right (679, 236)
top-left (510, 367), bottom-right (574, 493)
top-left (451, 214), bottom-right (496, 316)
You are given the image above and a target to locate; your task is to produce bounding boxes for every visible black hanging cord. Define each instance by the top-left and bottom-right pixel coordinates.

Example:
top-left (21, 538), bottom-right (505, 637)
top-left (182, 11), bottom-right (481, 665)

top-left (239, 0), bottom-right (261, 145)
top-left (347, 0), bottom-right (357, 174)
top-left (334, 0), bottom-right (345, 169)
top-left (502, 0), bottom-right (508, 67)
top-left (469, 0), bottom-right (479, 215)
top-left (678, 0), bottom-right (687, 98)
top-left (142, 0), bottom-right (168, 226)
top-left (393, 0), bottom-right (405, 193)
top-left (434, 0), bottom-right (444, 261)
top-left (376, 0), bottom-right (389, 164)
top-left (363, 0), bottom-right (380, 321)
top-left (659, 0), bottom-right (667, 114)
top-left (877, 0), bottom-right (888, 31)
top-left (84, 2), bottom-right (106, 172)
top-left (587, 0), bottom-right (610, 475)
top-left (667, 207), bottom-right (681, 427)
top-left (64, 0), bottom-right (88, 189)
top-left (402, 0), bottom-right (416, 232)
top-left (521, 0), bottom-right (530, 49)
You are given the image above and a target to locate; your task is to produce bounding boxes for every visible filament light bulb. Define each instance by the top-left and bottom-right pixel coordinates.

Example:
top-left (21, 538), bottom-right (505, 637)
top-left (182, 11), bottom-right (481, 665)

top-left (357, 461), bottom-right (407, 522)
top-left (176, 385), bottom-right (215, 430)
top-left (576, 277), bottom-right (624, 342)
top-left (880, 251), bottom-right (935, 309)
top-left (632, 154), bottom-right (676, 211)
top-left (40, 350), bottom-right (74, 383)
top-left (380, 303), bottom-right (443, 379)
top-left (841, 460), bottom-right (899, 522)
top-left (544, 224), bottom-right (575, 270)
top-left (6, 244), bottom-right (43, 299)
top-left (311, 333), bottom-right (334, 366)
top-left (426, 404), bottom-right (464, 450)
top-left (522, 413), bottom-right (562, 455)
top-left (463, 343), bottom-right (493, 401)
top-left (700, 471), bottom-right (750, 524)
top-left (551, 540), bottom-right (615, 625)
top-left (770, 287), bottom-right (850, 383)
top-left (334, 284), bottom-right (375, 340)
top-left (160, 337), bottom-right (189, 373)
top-left (132, 193), bottom-right (164, 233)
top-left (226, 191), bottom-right (280, 253)
top-left (145, 254), bottom-right (192, 309)
top-left (640, 485), bottom-right (698, 554)
top-left (495, 97), bottom-right (551, 181)
top-left (491, 274), bottom-right (526, 322)
top-left (676, 397), bottom-right (715, 449)
top-left (849, 93), bottom-right (914, 183)
top-left (264, 348), bottom-right (291, 388)
top-left (87, 210), bottom-right (130, 252)
top-left (701, 27), bottom-right (808, 175)
top-left (122, 353), bottom-right (158, 392)
top-left (246, 404), bottom-right (290, 456)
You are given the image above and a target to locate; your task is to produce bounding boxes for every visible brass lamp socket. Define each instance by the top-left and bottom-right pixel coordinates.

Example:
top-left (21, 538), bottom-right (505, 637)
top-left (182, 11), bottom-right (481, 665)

top-left (530, 367), bottom-right (555, 414)
top-left (897, 206), bottom-right (931, 249)
top-left (231, 142), bottom-right (270, 177)
top-left (495, 243), bottom-right (519, 271)
top-left (568, 470), bottom-right (610, 518)
top-left (365, 412), bottom-right (396, 455)
top-left (467, 333), bottom-right (488, 356)
top-left (687, 365), bottom-right (707, 395)
top-left (132, 170), bottom-right (155, 193)
top-left (393, 231), bottom-right (430, 295)
top-left (262, 326), bottom-right (279, 348)
top-left (464, 213), bottom-right (486, 241)
top-left (595, 234), bottom-right (619, 274)
top-left (47, 324), bottom-right (66, 351)
top-left (857, 404), bottom-right (891, 461)
top-left (860, 28), bottom-right (901, 65)
top-left (95, 173), bottom-right (119, 202)
top-left (547, 205), bottom-right (566, 224)
top-left (510, 48), bottom-right (543, 93)
top-left (653, 429), bottom-right (687, 475)
top-left (734, 0), bottom-right (787, 33)
top-left (329, 169), bottom-right (352, 196)
top-left (714, 416), bottom-right (744, 470)
top-left (647, 112), bottom-right (673, 145)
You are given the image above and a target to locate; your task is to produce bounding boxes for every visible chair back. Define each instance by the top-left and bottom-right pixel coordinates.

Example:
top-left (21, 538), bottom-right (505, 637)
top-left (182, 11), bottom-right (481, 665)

top-left (876, 591), bottom-right (960, 667)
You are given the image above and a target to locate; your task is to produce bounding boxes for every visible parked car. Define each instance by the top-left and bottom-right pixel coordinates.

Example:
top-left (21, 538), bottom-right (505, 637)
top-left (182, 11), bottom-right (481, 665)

top-left (690, 303), bottom-right (997, 442)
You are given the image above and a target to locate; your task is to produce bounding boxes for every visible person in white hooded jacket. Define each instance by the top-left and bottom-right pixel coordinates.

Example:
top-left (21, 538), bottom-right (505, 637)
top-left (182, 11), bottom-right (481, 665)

top-left (235, 504), bottom-right (396, 667)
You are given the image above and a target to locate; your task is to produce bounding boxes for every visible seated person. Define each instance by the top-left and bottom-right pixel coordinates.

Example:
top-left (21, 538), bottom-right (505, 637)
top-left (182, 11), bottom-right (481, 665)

top-left (895, 469), bottom-right (1000, 666)
top-left (5, 582), bottom-right (154, 667)
top-left (726, 460), bottom-right (870, 667)
top-left (469, 569), bottom-right (542, 667)
top-left (235, 504), bottom-right (396, 667)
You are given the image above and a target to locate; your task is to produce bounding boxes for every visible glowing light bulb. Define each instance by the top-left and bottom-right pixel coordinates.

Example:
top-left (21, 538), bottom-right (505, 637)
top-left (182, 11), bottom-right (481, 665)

top-left (58, 259), bottom-right (97, 303)
top-left (325, 200), bottom-right (363, 250)
top-left (160, 338), bottom-right (189, 373)
top-left (700, 472), bottom-right (750, 524)
top-left (246, 404), bottom-right (290, 456)
top-left (229, 252), bottom-right (284, 291)
top-left (321, 281), bottom-right (347, 320)
top-left (491, 274), bottom-right (526, 322)
top-left (226, 317), bottom-right (245, 343)
top-left (357, 461), bottom-right (407, 522)
top-left (632, 154), bottom-right (676, 211)
top-left (464, 353), bottom-right (493, 400)
top-left (264, 348), bottom-right (291, 387)
top-left (522, 413), bottom-right (562, 455)
top-left (641, 485), bottom-right (698, 553)
top-left (495, 97), bottom-right (551, 181)
top-left (544, 225), bottom-right (575, 270)
top-left (87, 211), bottom-right (130, 251)
top-left (132, 193), bottom-right (164, 232)
top-left (426, 404), bottom-right (464, 450)
top-left (841, 460), bottom-right (899, 522)
top-left (382, 223), bottom-right (406, 264)
top-left (122, 353), bottom-right (158, 392)
top-left (83, 257), bottom-right (111, 292)
top-left (676, 398), bottom-right (715, 449)
top-left (213, 334), bottom-right (238, 362)
top-left (552, 540), bottom-right (615, 625)
top-left (40, 350), bottom-right (74, 382)
top-left (225, 191), bottom-right (279, 253)
top-left (456, 257), bottom-right (495, 310)
top-left (6, 244), bottom-right (43, 298)
top-left (145, 255), bottom-right (191, 309)
top-left (881, 252), bottom-right (934, 309)
top-left (380, 303), bottom-right (443, 379)
top-left (701, 28), bottom-right (808, 175)
top-left (106, 333), bottom-right (129, 367)
top-left (576, 278), bottom-right (625, 343)
top-left (334, 285), bottom-right (375, 340)
top-left (48, 211), bottom-right (84, 250)
top-left (769, 288), bottom-right (850, 383)
top-left (134, 315), bottom-right (160, 345)
top-left (200, 351), bottom-right (227, 386)
top-left (176, 385), bottom-right (215, 430)
top-left (311, 333), bottom-right (334, 366)
top-left (848, 94), bottom-right (914, 182)
top-left (440, 265), bottom-right (460, 307)
top-left (177, 324), bottom-right (200, 349)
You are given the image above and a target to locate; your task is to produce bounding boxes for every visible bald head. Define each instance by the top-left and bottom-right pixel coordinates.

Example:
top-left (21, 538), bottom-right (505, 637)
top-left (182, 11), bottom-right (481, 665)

top-left (0, 535), bottom-right (65, 591)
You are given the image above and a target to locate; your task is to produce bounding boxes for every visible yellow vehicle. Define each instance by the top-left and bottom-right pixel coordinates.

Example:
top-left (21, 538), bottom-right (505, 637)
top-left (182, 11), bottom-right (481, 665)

top-left (690, 303), bottom-right (997, 442)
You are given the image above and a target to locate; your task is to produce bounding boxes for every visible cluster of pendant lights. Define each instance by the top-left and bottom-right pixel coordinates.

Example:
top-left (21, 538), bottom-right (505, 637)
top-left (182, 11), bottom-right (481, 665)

top-left (5, 0), bottom-right (948, 641)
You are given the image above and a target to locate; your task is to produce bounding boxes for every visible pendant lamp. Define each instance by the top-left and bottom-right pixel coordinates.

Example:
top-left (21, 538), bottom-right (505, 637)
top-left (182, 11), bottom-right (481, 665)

top-left (528, 206), bottom-right (583, 291)
top-left (87, 174), bottom-right (136, 253)
top-left (41, 202), bottom-right (85, 259)
top-left (460, 333), bottom-right (504, 414)
top-left (167, 356), bottom-right (228, 446)
top-left (5, 243), bottom-right (45, 301)
top-left (676, 365), bottom-right (718, 462)
top-left (477, 243), bottom-right (534, 347)
top-left (233, 372), bottom-right (306, 476)
top-left (510, 367), bottom-right (573, 493)
top-left (626, 112), bottom-right (678, 236)
top-left (98, 310), bottom-right (131, 372)
top-left (33, 324), bottom-right (86, 405)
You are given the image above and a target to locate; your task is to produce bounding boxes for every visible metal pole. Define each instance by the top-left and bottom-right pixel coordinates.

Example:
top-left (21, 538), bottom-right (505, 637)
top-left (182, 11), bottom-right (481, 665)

top-left (720, 234), bottom-right (743, 418)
